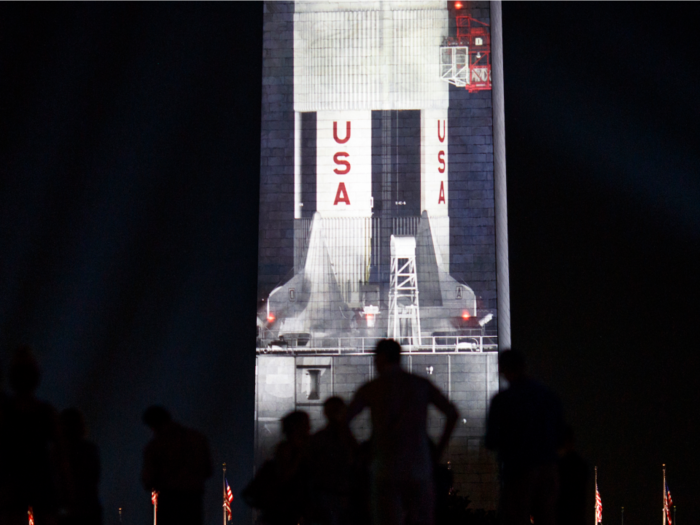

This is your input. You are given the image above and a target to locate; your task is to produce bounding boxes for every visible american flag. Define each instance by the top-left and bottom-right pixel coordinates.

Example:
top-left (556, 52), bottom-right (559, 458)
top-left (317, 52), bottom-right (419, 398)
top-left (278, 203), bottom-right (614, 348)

top-left (151, 489), bottom-right (159, 508)
top-left (224, 479), bottom-right (234, 521)
top-left (595, 481), bottom-right (603, 523)
top-left (28, 506), bottom-right (34, 525)
top-left (664, 482), bottom-right (673, 524)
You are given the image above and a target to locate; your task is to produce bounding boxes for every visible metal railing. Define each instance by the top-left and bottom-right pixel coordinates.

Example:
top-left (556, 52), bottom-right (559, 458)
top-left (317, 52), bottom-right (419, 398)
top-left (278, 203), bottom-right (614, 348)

top-left (256, 334), bottom-right (497, 355)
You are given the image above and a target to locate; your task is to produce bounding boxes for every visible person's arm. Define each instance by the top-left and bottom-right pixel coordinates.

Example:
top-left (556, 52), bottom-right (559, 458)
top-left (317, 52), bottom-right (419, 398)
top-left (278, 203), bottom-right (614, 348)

top-left (428, 383), bottom-right (459, 462)
top-left (484, 395), bottom-right (500, 451)
top-left (346, 385), bottom-right (369, 423)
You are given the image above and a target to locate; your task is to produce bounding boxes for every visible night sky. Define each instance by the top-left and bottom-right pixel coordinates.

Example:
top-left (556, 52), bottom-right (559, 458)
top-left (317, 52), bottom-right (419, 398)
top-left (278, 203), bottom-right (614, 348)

top-left (1, 3), bottom-right (699, 525)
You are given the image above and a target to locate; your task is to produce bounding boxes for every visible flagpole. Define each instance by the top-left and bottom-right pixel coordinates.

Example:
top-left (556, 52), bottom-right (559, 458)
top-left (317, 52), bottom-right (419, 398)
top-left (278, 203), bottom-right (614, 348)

top-left (119, 507), bottom-right (123, 525)
top-left (223, 463), bottom-right (227, 525)
top-left (595, 466), bottom-right (597, 525)
top-left (663, 464), bottom-right (666, 525)
top-left (621, 506), bottom-right (624, 525)
top-left (152, 491), bottom-right (157, 525)
top-left (673, 505), bottom-right (676, 525)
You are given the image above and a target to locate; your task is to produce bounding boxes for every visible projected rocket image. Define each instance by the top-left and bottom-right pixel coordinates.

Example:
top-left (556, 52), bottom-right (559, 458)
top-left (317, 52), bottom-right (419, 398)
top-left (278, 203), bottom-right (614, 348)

top-left (257, 1), bottom-right (496, 352)
top-left (256, 0), bottom-right (502, 507)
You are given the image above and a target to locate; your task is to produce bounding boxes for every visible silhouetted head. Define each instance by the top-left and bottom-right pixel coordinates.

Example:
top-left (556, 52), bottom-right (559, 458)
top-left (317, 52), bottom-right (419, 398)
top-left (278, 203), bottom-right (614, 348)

top-left (60, 408), bottom-right (87, 440)
top-left (323, 396), bottom-right (347, 426)
top-left (498, 349), bottom-right (527, 383)
top-left (142, 405), bottom-right (173, 433)
top-left (374, 339), bottom-right (402, 376)
top-left (281, 410), bottom-right (310, 446)
top-left (8, 345), bottom-right (41, 396)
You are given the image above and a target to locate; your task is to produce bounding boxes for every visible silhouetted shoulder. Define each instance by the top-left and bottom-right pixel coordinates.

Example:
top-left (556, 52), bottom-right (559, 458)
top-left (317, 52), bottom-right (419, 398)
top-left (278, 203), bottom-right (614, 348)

top-left (187, 426), bottom-right (213, 477)
top-left (350, 376), bottom-right (380, 407)
top-left (186, 426), bottom-right (209, 447)
top-left (356, 376), bottom-right (380, 395)
top-left (496, 378), bottom-right (560, 406)
top-left (5, 396), bottom-right (59, 439)
top-left (405, 370), bottom-right (430, 385)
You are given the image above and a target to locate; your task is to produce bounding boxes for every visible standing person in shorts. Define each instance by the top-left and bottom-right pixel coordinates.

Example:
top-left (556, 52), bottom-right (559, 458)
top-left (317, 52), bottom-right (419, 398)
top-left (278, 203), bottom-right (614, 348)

top-left (347, 339), bottom-right (458, 525)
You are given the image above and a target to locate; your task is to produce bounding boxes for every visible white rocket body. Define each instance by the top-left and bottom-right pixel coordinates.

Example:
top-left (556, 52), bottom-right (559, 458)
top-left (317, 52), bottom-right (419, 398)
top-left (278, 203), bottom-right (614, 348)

top-left (293, 1), bottom-right (450, 271)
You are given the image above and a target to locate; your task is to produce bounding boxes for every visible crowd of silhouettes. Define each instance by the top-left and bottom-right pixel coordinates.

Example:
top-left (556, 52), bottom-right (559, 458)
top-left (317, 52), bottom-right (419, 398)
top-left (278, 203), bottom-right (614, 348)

top-left (0, 341), bottom-right (586, 525)
top-left (0, 345), bottom-right (214, 525)
top-left (245, 344), bottom-right (587, 525)
top-left (243, 339), bottom-right (461, 525)
top-left (0, 345), bottom-right (102, 525)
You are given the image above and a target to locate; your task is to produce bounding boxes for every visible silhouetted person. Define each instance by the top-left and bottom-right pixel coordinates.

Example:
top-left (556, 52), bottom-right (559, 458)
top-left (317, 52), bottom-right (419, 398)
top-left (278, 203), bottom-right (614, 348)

top-left (0, 345), bottom-right (61, 525)
top-left (347, 339), bottom-right (459, 525)
top-left (308, 397), bottom-right (358, 525)
top-left (485, 350), bottom-right (564, 525)
top-left (269, 410), bottom-right (312, 525)
top-left (243, 410), bottom-right (312, 525)
top-left (141, 406), bottom-right (212, 525)
top-left (348, 439), bottom-right (373, 525)
top-left (58, 408), bottom-right (102, 525)
top-left (555, 425), bottom-right (587, 525)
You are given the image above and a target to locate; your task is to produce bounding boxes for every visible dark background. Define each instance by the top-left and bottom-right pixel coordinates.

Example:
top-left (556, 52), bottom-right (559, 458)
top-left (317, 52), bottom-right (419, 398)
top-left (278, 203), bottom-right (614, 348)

top-left (0, 2), bottom-right (698, 524)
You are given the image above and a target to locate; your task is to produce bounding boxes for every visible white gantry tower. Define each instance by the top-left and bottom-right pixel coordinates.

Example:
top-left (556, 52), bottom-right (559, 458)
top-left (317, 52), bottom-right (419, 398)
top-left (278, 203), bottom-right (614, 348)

top-left (388, 235), bottom-right (421, 346)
